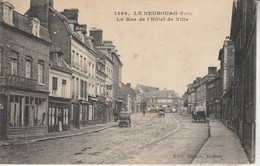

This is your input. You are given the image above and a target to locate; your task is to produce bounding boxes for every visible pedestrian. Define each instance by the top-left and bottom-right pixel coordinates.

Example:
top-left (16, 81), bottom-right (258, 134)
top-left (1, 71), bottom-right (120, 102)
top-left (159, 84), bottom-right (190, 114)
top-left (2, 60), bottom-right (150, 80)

top-left (143, 110), bottom-right (145, 116)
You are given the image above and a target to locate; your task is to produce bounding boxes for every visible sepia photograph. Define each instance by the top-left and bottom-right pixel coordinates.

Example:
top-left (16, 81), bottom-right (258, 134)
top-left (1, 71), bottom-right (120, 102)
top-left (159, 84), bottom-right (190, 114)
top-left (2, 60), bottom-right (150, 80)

top-left (0, 0), bottom-right (257, 164)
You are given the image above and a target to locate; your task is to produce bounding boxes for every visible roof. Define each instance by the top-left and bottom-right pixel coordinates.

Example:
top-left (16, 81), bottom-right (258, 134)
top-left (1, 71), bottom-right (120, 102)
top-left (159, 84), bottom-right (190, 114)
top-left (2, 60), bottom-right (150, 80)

top-left (50, 59), bottom-right (72, 74)
top-left (143, 90), bottom-right (180, 98)
top-left (1, 10), bottom-right (51, 43)
top-left (135, 84), bottom-right (159, 93)
top-left (121, 83), bottom-right (136, 97)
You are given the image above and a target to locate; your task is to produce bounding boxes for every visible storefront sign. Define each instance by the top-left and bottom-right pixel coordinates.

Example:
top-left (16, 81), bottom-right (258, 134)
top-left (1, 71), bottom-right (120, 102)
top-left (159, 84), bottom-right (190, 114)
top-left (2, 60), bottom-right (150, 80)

top-left (7, 75), bottom-right (36, 90)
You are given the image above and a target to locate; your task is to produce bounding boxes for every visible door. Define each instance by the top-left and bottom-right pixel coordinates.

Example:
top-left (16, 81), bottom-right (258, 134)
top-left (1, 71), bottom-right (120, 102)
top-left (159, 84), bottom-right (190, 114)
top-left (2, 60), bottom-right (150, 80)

top-left (0, 102), bottom-right (7, 139)
top-left (73, 105), bottom-right (79, 128)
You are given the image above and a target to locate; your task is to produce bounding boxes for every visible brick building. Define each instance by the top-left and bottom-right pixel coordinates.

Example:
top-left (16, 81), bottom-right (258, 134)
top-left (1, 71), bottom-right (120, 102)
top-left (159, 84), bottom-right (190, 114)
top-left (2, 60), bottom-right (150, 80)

top-left (26, 0), bottom-right (103, 128)
top-left (227, 0), bottom-right (256, 162)
top-left (0, 1), bottom-right (51, 138)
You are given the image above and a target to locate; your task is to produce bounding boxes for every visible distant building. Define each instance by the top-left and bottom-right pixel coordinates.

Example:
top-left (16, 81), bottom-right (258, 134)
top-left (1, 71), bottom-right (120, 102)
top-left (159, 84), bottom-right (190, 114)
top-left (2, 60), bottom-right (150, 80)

top-left (218, 37), bottom-right (235, 123)
top-left (143, 89), bottom-right (181, 112)
top-left (135, 84), bottom-right (159, 95)
top-left (187, 84), bottom-right (196, 114)
top-left (206, 69), bottom-right (221, 118)
top-left (121, 83), bottom-right (137, 113)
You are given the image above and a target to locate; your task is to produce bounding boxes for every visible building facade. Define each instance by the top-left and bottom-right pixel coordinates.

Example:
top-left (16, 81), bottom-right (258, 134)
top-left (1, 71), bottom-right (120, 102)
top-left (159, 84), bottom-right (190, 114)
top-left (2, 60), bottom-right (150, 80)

top-left (121, 83), bottom-right (136, 113)
top-left (0, 1), bottom-right (51, 138)
top-left (48, 48), bottom-right (72, 132)
top-left (218, 37), bottom-right (235, 124)
top-left (206, 70), bottom-right (221, 118)
top-left (143, 89), bottom-right (181, 113)
top-left (228, 0), bottom-right (256, 162)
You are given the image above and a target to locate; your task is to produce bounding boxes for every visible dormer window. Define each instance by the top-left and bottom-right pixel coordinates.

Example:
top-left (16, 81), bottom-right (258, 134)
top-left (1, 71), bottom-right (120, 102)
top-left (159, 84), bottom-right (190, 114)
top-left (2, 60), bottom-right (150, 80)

top-left (2, 2), bottom-right (14, 26)
top-left (30, 18), bottom-right (41, 37)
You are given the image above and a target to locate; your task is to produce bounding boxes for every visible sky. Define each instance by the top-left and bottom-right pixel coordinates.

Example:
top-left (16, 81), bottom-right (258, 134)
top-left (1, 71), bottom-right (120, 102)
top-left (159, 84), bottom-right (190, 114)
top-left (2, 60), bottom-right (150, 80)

top-left (6, 0), bottom-right (234, 96)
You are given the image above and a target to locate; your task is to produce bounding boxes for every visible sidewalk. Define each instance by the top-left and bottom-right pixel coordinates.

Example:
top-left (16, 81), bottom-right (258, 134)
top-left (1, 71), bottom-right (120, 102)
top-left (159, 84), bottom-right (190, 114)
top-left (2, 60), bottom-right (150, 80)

top-left (0, 121), bottom-right (118, 147)
top-left (192, 118), bottom-right (249, 164)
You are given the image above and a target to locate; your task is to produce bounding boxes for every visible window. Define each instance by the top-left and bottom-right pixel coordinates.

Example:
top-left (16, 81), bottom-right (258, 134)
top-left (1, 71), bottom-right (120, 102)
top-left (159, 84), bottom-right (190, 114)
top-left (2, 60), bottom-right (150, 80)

top-left (80, 80), bottom-right (83, 98)
top-left (62, 79), bottom-right (66, 97)
top-left (72, 50), bottom-right (75, 66)
top-left (30, 18), bottom-right (40, 37)
top-left (97, 82), bottom-right (100, 95)
top-left (52, 77), bottom-right (58, 95)
top-left (11, 58), bottom-right (18, 76)
top-left (84, 58), bottom-right (87, 73)
top-left (25, 58), bottom-right (32, 78)
top-left (76, 78), bottom-right (79, 99)
top-left (38, 61), bottom-right (44, 84)
top-left (2, 2), bottom-right (14, 26)
top-left (84, 81), bottom-right (87, 99)
top-left (80, 55), bottom-right (83, 71)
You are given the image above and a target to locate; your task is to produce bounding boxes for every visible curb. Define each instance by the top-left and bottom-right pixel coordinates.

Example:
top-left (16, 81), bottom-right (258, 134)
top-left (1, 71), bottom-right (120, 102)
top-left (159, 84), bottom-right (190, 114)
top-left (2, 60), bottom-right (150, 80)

top-left (0, 123), bottom-right (118, 147)
top-left (191, 118), bottom-right (211, 164)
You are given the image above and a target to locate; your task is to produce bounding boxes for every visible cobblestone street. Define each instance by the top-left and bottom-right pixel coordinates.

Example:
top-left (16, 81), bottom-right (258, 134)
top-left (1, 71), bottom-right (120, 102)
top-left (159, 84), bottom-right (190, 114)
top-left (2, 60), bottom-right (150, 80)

top-left (0, 113), bottom-right (209, 164)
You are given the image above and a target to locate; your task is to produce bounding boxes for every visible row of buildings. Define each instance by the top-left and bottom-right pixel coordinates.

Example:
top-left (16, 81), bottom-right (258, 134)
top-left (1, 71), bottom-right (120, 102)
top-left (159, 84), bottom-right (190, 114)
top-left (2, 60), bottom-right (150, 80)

top-left (183, 0), bottom-right (256, 163)
top-left (135, 84), bottom-right (183, 113)
top-left (0, 0), bottom-right (141, 139)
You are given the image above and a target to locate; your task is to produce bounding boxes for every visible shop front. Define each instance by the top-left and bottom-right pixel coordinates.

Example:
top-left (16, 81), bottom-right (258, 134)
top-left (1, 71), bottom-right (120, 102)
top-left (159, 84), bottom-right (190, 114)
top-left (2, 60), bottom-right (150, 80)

top-left (48, 96), bottom-right (71, 132)
top-left (6, 89), bottom-right (49, 137)
top-left (88, 96), bottom-right (97, 125)
top-left (79, 101), bottom-right (89, 128)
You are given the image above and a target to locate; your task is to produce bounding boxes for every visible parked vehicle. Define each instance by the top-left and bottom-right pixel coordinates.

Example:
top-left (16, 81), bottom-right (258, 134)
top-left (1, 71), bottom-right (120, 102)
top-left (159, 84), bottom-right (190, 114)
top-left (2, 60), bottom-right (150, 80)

top-left (192, 106), bottom-right (206, 123)
top-left (118, 112), bottom-right (131, 127)
top-left (158, 109), bottom-right (165, 118)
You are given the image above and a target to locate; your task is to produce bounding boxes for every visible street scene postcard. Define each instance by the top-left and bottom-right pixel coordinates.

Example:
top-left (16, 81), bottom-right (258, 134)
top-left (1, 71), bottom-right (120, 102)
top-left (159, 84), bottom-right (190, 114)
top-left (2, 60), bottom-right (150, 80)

top-left (0, 0), bottom-right (257, 164)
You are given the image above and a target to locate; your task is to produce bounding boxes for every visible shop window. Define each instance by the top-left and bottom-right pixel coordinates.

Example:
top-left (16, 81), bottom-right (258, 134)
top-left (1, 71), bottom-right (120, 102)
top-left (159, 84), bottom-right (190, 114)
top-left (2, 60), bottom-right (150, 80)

top-left (52, 77), bottom-right (58, 95)
top-left (89, 105), bottom-right (93, 120)
top-left (10, 96), bottom-right (22, 127)
top-left (51, 108), bottom-right (55, 125)
top-left (38, 61), bottom-right (44, 84)
top-left (79, 107), bottom-right (83, 122)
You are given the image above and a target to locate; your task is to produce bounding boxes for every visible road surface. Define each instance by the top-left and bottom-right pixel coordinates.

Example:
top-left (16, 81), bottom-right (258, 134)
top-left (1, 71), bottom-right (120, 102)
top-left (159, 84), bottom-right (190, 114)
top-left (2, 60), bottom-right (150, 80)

top-left (0, 113), bottom-right (209, 164)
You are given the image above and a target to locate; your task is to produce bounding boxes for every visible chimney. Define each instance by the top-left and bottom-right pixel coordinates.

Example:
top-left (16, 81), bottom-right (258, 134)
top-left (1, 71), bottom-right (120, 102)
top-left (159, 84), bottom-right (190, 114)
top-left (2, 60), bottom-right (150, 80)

top-left (208, 67), bottom-right (217, 75)
top-left (29, 0), bottom-right (53, 29)
top-left (62, 9), bottom-right (79, 22)
top-left (196, 77), bottom-right (201, 81)
top-left (127, 83), bottom-right (131, 88)
top-left (89, 29), bottom-right (103, 46)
